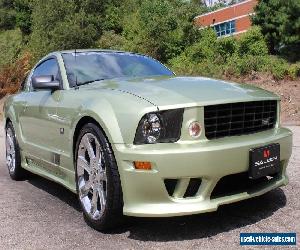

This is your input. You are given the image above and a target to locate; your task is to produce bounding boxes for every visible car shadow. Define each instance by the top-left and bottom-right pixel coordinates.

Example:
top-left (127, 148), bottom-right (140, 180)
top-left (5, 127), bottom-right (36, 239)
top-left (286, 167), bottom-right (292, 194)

top-left (124, 189), bottom-right (287, 241)
top-left (26, 174), bottom-right (286, 241)
top-left (27, 174), bottom-right (81, 212)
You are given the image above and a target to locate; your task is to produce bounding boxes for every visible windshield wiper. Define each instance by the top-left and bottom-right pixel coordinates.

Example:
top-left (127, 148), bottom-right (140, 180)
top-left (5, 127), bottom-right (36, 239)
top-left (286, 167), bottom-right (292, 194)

top-left (77, 78), bottom-right (107, 86)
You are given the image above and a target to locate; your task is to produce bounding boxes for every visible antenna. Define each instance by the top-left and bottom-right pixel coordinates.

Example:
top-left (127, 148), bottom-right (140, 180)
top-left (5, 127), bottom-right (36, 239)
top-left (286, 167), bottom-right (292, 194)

top-left (74, 48), bottom-right (79, 89)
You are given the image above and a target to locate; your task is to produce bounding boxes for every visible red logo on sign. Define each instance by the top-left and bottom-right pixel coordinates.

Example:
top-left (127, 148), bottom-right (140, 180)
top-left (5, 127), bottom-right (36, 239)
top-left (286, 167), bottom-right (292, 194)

top-left (263, 149), bottom-right (270, 158)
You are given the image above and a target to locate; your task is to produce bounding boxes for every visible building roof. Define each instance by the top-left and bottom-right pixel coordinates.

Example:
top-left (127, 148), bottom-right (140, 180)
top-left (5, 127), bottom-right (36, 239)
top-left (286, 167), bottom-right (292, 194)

top-left (194, 0), bottom-right (254, 19)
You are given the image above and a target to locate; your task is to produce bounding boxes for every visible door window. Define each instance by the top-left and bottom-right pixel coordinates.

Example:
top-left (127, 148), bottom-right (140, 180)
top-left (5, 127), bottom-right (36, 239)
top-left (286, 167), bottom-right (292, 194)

top-left (31, 58), bottom-right (61, 89)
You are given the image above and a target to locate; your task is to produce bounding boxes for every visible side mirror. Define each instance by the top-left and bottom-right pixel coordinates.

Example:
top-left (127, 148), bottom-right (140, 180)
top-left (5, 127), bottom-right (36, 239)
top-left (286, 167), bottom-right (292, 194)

top-left (32, 75), bottom-right (60, 91)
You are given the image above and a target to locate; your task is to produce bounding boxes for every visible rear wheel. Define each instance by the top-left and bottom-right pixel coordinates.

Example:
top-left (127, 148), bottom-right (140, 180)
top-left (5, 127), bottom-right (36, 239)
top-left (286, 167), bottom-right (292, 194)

top-left (75, 123), bottom-right (123, 231)
top-left (6, 122), bottom-right (27, 180)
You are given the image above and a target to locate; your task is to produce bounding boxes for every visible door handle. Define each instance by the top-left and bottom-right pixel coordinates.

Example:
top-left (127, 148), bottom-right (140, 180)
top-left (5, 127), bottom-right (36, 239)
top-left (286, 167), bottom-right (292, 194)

top-left (20, 102), bottom-right (28, 113)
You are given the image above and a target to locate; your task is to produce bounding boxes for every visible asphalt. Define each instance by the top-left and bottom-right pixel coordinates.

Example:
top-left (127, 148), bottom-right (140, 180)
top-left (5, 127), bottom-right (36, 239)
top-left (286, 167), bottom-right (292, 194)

top-left (0, 121), bottom-right (299, 249)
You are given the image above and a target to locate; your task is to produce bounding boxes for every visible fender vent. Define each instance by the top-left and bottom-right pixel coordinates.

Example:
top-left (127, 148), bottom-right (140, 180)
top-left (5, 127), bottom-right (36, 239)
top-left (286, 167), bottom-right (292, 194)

top-left (52, 153), bottom-right (60, 165)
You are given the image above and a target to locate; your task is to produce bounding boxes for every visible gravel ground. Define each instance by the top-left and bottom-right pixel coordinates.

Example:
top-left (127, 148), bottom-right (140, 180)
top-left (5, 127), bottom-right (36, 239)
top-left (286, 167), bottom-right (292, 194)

top-left (0, 121), bottom-right (299, 249)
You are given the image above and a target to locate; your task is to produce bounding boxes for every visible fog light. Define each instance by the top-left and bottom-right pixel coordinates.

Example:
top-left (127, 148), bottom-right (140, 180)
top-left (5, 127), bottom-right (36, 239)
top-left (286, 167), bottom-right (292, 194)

top-left (189, 121), bottom-right (201, 138)
top-left (134, 161), bottom-right (152, 170)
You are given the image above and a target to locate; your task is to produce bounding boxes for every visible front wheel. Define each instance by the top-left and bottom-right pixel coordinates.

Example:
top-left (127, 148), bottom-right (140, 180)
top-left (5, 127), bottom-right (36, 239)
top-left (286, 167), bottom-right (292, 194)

top-left (75, 123), bottom-right (123, 231)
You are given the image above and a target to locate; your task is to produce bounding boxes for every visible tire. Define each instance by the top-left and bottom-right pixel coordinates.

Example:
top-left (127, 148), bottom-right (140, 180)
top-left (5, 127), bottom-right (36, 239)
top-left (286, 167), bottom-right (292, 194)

top-left (6, 121), bottom-right (27, 180)
top-left (74, 123), bottom-right (123, 231)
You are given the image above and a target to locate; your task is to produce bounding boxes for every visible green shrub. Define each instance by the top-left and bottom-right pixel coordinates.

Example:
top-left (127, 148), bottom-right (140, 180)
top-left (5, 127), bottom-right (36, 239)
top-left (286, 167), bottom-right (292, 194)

top-left (169, 56), bottom-right (223, 78)
top-left (97, 30), bottom-right (126, 50)
top-left (196, 59), bottom-right (223, 78)
top-left (168, 54), bottom-right (197, 75)
top-left (185, 28), bottom-right (217, 61)
top-left (287, 63), bottom-right (300, 79)
top-left (0, 29), bottom-right (22, 67)
top-left (217, 36), bottom-right (237, 61)
top-left (263, 57), bottom-right (289, 80)
top-left (224, 55), bottom-right (270, 76)
top-left (238, 26), bottom-right (268, 56)
top-left (170, 25), bottom-right (299, 81)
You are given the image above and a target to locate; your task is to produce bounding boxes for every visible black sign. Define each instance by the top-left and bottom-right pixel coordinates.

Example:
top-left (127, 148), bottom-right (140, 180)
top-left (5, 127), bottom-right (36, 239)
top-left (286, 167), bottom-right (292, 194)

top-left (249, 143), bottom-right (280, 179)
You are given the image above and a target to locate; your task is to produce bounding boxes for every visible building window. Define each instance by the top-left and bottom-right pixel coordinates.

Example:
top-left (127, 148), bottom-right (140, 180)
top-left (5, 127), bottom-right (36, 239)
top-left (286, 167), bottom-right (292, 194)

top-left (213, 20), bottom-right (236, 37)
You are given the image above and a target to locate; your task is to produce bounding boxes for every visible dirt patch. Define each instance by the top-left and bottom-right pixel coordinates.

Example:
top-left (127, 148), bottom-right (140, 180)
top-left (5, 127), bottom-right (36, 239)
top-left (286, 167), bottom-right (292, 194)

top-left (231, 74), bottom-right (300, 125)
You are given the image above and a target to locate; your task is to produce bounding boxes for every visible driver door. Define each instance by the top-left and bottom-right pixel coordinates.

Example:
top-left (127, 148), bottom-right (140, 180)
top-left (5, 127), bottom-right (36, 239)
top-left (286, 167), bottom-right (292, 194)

top-left (19, 58), bottom-right (62, 165)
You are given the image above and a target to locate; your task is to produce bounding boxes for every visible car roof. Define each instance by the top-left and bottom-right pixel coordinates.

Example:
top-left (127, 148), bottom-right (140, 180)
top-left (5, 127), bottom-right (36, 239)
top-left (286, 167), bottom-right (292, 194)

top-left (40, 49), bottom-right (144, 64)
top-left (35, 49), bottom-right (154, 69)
top-left (57, 49), bottom-right (134, 54)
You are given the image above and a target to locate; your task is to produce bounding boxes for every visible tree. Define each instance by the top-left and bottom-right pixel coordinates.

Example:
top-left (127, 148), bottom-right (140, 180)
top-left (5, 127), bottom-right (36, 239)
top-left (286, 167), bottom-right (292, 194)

top-left (0, 0), bottom-right (34, 34)
top-left (28, 0), bottom-right (108, 58)
top-left (0, 0), bottom-right (16, 30)
top-left (14, 0), bottom-right (33, 36)
top-left (252, 0), bottom-right (300, 59)
top-left (0, 8), bottom-right (15, 30)
top-left (122, 0), bottom-right (205, 62)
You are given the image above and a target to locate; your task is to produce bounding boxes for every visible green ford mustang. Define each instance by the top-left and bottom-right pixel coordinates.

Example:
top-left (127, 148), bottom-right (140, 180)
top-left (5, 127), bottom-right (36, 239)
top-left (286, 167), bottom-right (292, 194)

top-left (3, 49), bottom-right (293, 231)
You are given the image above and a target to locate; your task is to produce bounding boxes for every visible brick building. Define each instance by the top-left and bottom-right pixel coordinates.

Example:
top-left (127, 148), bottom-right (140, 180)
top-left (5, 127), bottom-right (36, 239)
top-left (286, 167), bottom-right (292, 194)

top-left (194, 0), bottom-right (257, 37)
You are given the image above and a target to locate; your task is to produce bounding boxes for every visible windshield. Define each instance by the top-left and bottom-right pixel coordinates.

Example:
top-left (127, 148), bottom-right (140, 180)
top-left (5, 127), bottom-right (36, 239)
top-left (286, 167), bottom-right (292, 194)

top-left (62, 51), bottom-right (174, 87)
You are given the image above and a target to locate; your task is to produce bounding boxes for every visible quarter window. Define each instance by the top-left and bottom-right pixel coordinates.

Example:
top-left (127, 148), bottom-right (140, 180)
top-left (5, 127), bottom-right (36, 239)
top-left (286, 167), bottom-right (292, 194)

top-left (213, 20), bottom-right (236, 37)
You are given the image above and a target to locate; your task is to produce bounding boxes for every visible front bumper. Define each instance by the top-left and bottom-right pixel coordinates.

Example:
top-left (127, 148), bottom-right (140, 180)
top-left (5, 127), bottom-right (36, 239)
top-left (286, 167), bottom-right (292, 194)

top-left (114, 127), bottom-right (293, 217)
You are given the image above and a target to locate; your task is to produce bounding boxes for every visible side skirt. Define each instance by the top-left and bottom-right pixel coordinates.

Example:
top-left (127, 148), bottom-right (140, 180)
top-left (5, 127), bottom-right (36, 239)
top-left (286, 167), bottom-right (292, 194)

top-left (20, 151), bottom-right (77, 193)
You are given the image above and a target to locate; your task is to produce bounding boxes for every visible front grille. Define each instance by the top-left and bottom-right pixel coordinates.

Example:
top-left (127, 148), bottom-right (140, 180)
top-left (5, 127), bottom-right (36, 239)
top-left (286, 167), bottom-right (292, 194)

top-left (204, 100), bottom-right (277, 140)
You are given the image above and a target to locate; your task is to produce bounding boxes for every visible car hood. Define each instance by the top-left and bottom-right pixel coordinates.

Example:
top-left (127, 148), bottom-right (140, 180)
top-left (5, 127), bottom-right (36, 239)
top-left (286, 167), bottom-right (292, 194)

top-left (91, 76), bottom-right (279, 109)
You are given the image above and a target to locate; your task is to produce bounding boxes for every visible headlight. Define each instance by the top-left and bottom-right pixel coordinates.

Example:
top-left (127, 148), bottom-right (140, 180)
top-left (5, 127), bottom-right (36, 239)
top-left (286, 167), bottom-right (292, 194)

top-left (141, 113), bottom-right (162, 143)
top-left (134, 109), bottom-right (184, 145)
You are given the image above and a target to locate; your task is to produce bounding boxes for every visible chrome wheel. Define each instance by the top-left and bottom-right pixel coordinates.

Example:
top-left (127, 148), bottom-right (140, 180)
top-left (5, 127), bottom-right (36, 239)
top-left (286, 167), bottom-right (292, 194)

top-left (76, 133), bottom-right (107, 220)
top-left (6, 128), bottom-right (16, 174)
